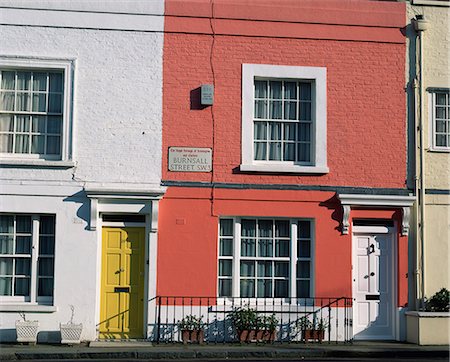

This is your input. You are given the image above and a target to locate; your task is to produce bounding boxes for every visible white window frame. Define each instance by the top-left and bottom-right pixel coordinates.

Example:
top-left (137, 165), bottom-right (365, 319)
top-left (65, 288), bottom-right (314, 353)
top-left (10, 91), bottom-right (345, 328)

top-left (428, 89), bottom-right (450, 152)
top-left (0, 214), bottom-right (55, 305)
top-left (0, 56), bottom-right (74, 164)
top-left (217, 217), bottom-right (314, 300)
top-left (240, 64), bottom-right (328, 173)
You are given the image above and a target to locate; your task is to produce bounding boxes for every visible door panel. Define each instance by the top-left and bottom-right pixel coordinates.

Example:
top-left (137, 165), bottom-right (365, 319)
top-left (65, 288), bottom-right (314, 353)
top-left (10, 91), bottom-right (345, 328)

top-left (353, 233), bottom-right (394, 340)
top-left (100, 227), bottom-right (145, 339)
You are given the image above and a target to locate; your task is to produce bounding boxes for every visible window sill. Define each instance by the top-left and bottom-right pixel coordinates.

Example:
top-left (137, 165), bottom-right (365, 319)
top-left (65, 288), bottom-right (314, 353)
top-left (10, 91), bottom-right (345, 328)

top-left (0, 304), bottom-right (57, 313)
top-left (0, 159), bottom-right (75, 168)
top-left (428, 147), bottom-right (450, 153)
top-left (240, 164), bottom-right (329, 174)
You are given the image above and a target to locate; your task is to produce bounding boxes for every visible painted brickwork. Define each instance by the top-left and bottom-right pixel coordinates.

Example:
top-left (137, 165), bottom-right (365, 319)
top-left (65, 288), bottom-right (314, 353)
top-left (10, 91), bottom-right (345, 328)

top-left (162, 0), bottom-right (407, 188)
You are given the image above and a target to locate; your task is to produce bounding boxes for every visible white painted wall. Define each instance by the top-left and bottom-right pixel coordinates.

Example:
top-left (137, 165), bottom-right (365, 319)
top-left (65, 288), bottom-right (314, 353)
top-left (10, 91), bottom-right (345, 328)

top-left (0, 0), bottom-right (164, 342)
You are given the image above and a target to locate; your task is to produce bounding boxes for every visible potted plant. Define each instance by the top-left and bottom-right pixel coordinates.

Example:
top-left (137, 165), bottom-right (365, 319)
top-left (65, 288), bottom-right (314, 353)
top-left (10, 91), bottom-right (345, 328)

top-left (229, 306), bottom-right (259, 342)
top-left (16, 312), bottom-right (39, 344)
top-left (257, 314), bottom-right (278, 342)
top-left (60, 305), bottom-right (83, 345)
top-left (296, 316), bottom-right (329, 343)
top-left (177, 315), bottom-right (204, 344)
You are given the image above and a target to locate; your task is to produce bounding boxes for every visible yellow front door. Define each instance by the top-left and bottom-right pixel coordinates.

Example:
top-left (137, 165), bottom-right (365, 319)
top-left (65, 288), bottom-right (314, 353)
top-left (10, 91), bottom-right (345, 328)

top-left (99, 227), bottom-right (145, 339)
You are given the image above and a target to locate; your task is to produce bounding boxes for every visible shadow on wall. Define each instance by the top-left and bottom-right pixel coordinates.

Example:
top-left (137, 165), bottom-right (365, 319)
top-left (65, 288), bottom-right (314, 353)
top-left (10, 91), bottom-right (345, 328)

top-left (319, 194), bottom-right (343, 233)
top-left (0, 329), bottom-right (60, 344)
top-left (63, 190), bottom-right (91, 231)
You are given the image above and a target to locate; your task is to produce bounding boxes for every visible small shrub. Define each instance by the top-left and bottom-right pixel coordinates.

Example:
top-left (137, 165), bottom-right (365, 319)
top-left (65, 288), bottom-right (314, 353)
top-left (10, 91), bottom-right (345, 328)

top-left (424, 288), bottom-right (450, 312)
top-left (177, 315), bottom-right (203, 330)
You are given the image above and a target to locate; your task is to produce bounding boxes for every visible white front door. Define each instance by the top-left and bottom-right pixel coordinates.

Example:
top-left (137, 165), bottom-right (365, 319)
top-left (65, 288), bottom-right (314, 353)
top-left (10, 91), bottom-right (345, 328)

top-left (352, 229), bottom-right (395, 340)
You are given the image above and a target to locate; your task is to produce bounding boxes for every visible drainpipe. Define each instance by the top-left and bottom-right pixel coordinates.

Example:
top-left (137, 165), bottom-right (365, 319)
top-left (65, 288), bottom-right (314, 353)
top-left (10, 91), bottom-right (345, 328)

top-left (413, 15), bottom-right (428, 310)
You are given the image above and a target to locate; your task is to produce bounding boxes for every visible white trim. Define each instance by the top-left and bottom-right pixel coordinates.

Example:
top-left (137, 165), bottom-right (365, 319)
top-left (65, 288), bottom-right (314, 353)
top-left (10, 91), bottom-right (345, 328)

top-left (240, 64), bottom-right (328, 174)
top-left (405, 311), bottom-right (450, 317)
top-left (0, 160), bottom-right (75, 167)
top-left (353, 225), bottom-right (393, 234)
top-left (0, 56), bottom-right (75, 162)
top-left (0, 304), bottom-right (57, 312)
top-left (411, 0), bottom-right (450, 6)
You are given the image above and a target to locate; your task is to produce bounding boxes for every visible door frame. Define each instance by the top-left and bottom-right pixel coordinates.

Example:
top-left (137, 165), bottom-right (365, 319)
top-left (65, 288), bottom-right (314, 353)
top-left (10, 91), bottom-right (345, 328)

top-left (352, 224), bottom-right (397, 340)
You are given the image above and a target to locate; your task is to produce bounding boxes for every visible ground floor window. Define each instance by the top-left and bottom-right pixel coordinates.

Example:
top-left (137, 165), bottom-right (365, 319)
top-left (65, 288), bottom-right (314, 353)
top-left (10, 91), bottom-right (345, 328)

top-left (218, 218), bottom-right (313, 299)
top-left (0, 214), bottom-right (55, 304)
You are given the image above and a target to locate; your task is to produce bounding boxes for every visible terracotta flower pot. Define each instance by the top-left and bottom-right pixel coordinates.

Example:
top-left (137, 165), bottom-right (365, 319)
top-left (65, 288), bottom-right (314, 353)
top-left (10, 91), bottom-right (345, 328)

top-left (302, 329), bottom-right (325, 343)
top-left (181, 329), bottom-right (204, 344)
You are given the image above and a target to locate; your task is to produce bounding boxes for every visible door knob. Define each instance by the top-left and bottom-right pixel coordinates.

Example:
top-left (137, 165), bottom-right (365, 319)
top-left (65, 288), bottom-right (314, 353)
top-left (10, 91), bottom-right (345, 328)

top-left (370, 272), bottom-right (375, 276)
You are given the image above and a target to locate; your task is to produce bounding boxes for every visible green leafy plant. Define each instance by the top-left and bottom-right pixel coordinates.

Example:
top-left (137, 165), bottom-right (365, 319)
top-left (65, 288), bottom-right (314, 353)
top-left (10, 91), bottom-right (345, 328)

top-left (296, 316), bottom-right (329, 331)
top-left (258, 314), bottom-right (278, 331)
top-left (229, 307), bottom-right (258, 331)
top-left (177, 315), bottom-right (203, 331)
top-left (424, 288), bottom-right (450, 312)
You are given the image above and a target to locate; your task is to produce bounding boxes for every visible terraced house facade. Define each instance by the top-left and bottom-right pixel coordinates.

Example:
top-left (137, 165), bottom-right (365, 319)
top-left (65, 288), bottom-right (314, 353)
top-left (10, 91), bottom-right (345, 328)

top-left (0, 0), bottom-right (432, 344)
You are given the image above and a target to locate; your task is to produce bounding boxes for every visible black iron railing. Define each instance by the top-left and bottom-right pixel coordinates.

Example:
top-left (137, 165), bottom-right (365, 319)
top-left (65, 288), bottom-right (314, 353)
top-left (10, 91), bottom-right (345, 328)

top-left (149, 296), bottom-right (353, 344)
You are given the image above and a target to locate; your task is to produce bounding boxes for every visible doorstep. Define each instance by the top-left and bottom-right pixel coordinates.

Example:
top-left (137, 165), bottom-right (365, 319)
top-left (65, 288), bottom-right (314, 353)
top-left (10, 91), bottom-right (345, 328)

top-left (89, 340), bottom-right (153, 347)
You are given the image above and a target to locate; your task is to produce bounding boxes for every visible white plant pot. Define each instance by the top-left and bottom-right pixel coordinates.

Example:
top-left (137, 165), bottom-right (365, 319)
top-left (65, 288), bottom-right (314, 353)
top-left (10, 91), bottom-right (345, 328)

top-left (60, 323), bottom-right (83, 344)
top-left (16, 320), bottom-right (39, 343)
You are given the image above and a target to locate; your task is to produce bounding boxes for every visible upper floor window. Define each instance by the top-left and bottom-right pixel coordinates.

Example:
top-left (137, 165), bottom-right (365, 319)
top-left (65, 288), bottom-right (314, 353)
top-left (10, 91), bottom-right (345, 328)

top-left (0, 58), bottom-right (73, 162)
top-left (430, 89), bottom-right (450, 151)
top-left (0, 214), bottom-right (55, 305)
top-left (240, 64), bottom-right (328, 174)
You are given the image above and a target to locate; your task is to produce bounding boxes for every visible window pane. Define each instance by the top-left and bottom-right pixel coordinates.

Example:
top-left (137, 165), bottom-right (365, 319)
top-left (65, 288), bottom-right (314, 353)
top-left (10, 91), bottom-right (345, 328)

top-left (38, 257), bottom-right (54, 277)
top-left (16, 236), bottom-right (31, 254)
top-left (284, 143), bottom-right (294, 161)
top-left (39, 215), bottom-right (55, 234)
top-left (269, 81), bottom-right (282, 99)
top-left (0, 91), bottom-right (15, 111)
top-left (275, 262), bottom-right (289, 277)
top-left (16, 92), bottom-right (31, 112)
top-left (284, 82), bottom-right (297, 100)
top-left (0, 277), bottom-right (12, 295)
top-left (297, 261), bottom-right (310, 278)
top-left (254, 80), bottom-right (267, 98)
top-left (254, 142), bottom-right (266, 160)
top-left (436, 106), bottom-right (446, 119)
top-left (46, 135), bottom-right (61, 155)
top-left (38, 278), bottom-right (54, 297)
top-left (48, 93), bottom-right (62, 113)
top-left (297, 280), bottom-right (310, 298)
top-left (32, 93), bottom-right (46, 112)
top-left (298, 123), bottom-right (311, 142)
top-left (0, 215), bottom-right (14, 233)
top-left (33, 72), bottom-right (47, 91)
top-left (299, 102), bottom-right (311, 121)
top-left (269, 142), bottom-right (282, 160)
top-left (275, 220), bottom-right (289, 237)
top-left (241, 220), bottom-right (256, 237)
top-left (1, 71), bottom-right (15, 90)
top-left (220, 238), bottom-right (233, 256)
top-left (436, 120), bottom-right (446, 133)
top-left (240, 279), bottom-right (255, 297)
top-left (298, 221), bottom-right (311, 238)
top-left (436, 93), bottom-right (447, 105)
top-left (269, 122), bottom-right (281, 140)
top-left (299, 83), bottom-right (311, 101)
top-left (258, 220), bottom-right (272, 237)
top-left (269, 101), bottom-right (282, 119)
top-left (298, 240), bottom-right (311, 258)
top-left (284, 101), bottom-right (297, 120)
top-left (284, 123), bottom-right (296, 141)
top-left (257, 261), bottom-right (272, 277)
top-left (254, 121), bottom-right (267, 140)
top-left (240, 261), bottom-right (255, 277)
top-left (14, 135), bottom-right (29, 153)
top-left (274, 280), bottom-right (288, 297)
top-left (39, 236), bottom-right (55, 255)
top-left (47, 116), bottom-right (62, 134)
top-left (0, 236), bottom-right (13, 254)
top-left (241, 238), bottom-right (255, 257)
top-left (17, 72), bottom-right (31, 90)
top-left (31, 135), bottom-right (45, 154)
top-left (254, 100), bottom-right (267, 119)
top-left (0, 135), bottom-right (13, 153)
top-left (49, 73), bottom-right (63, 92)
top-left (15, 259), bottom-right (31, 276)
top-left (0, 258), bottom-right (13, 274)
top-left (257, 279), bottom-right (272, 297)
top-left (16, 216), bottom-right (32, 233)
top-left (14, 278), bottom-right (30, 296)
top-left (219, 260), bottom-right (232, 277)
top-left (32, 116), bottom-right (46, 133)
top-left (258, 239), bottom-right (273, 257)
top-left (219, 279), bottom-right (232, 297)
top-left (436, 134), bottom-right (446, 147)
top-left (275, 240), bottom-right (289, 257)
top-left (297, 143), bottom-right (310, 162)
top-left (0, 114), bottom-right (14, 132)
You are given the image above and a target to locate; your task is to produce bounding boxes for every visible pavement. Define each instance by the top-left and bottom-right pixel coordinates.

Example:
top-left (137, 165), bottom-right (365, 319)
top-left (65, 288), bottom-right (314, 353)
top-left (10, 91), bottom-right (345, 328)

top-left (0, 341), bottom-right (449, 361)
